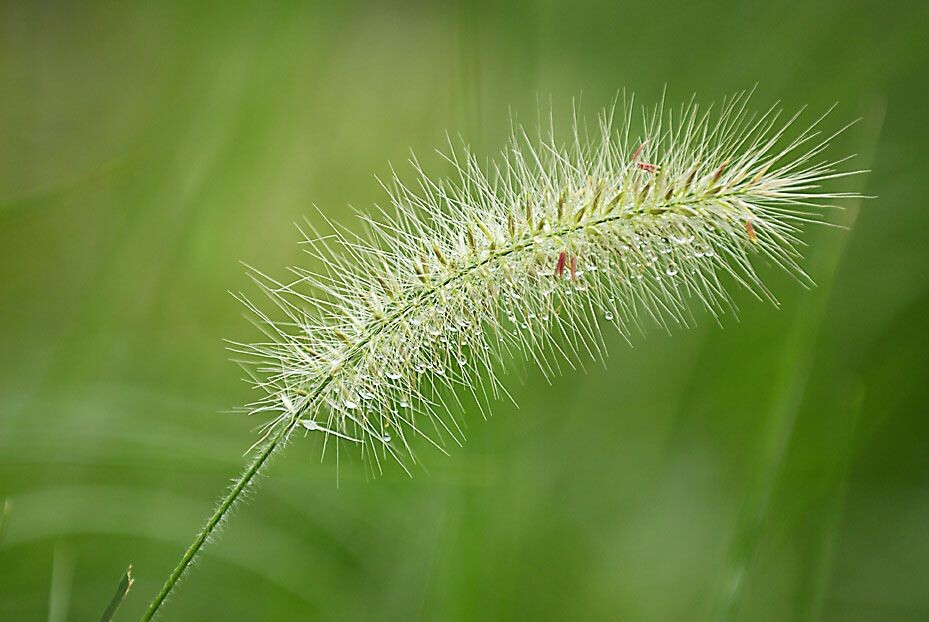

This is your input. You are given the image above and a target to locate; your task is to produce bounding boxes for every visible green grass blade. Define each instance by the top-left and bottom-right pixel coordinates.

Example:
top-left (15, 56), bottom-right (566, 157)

top-left (100, 566), bottom-right (134, 622)
top-left (711, 100), bottom-right (886, 621)
top-left (0, 499), bottom-right (10, 545)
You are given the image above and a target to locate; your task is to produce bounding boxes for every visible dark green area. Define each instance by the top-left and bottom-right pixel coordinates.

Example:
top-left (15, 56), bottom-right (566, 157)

top-left (2, 1), bottom-right (928, 620)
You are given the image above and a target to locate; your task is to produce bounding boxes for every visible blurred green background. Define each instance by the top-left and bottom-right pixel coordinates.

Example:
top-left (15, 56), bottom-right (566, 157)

top-left (2, 0), bottom-right (928, 620)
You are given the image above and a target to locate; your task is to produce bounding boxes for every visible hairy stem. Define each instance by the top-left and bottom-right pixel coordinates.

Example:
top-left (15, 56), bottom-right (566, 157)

top-left (140, 418), bottom-right (294, 621)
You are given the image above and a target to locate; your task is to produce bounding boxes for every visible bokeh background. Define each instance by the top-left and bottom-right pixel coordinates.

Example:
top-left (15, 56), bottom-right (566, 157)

top-left (2, 1), bottom-right (928, 620)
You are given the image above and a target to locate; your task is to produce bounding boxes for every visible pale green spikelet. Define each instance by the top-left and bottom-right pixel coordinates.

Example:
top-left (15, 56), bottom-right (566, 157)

top-left (230, 92), bottom-right (861, 474)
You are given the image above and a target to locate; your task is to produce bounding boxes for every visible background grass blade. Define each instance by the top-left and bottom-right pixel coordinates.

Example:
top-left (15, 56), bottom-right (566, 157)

top-left (99, 566), bottom-right (134, 622)
top-left (0, 499), bottom-right (9, 546)
top-left (712, 101), bottom-right (885, 621)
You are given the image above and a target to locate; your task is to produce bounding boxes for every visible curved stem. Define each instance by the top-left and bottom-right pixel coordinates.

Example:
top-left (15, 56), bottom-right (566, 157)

top-left (140, 419), bottom-right (296, 621)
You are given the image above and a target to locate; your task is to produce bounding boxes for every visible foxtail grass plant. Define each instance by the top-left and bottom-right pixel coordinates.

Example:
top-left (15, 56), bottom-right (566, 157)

top-left (141, 93), bottom-right (862, 619)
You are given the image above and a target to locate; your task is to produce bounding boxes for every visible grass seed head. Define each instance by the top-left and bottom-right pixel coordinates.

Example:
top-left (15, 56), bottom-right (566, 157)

top-left (232, 92), bottom-right (862, 475)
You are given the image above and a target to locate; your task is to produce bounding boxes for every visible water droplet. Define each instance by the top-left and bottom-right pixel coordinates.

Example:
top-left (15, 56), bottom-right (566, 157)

top-left (604, 311), bottom-right (614, 321)
top-left (381, 434), bottom-right (391, 443)
top-left (457, 356), bottom-right (467, 366)
top-left (386, 372), bottom-right (402, 380)
top-left (343, 399), bottom-right (358, 410)
top-left (358, 390), bottom-right (374, 401)
top-left (665, 264), bottom-right (679, 276)
top-left (399, 400), bottom-right (410, 408)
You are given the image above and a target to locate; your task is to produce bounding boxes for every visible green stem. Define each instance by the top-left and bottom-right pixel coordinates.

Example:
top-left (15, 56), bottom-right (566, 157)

top-left (140, 419), bottom-right (296, 621)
